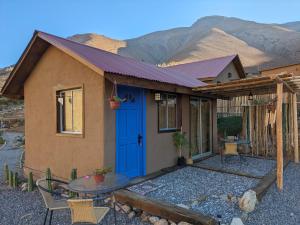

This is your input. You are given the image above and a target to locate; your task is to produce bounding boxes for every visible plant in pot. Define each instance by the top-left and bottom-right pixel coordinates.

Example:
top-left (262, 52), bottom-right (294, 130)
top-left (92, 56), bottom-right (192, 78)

top-left (94, 167), bottom-right (112, 183)
top-left (172, 131), bottom-right (188, 166)
top-left (186, 144), bottom-right (194, 165)
top-left (109, 96), bottom-right (123, 110)
top-left (109, 80), bottom-right (125, 110)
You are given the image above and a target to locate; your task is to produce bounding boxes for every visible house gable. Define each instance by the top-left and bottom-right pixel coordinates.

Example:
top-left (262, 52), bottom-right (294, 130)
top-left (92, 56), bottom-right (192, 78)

top-left (213, 61), bottom-right (241, 83)
top-left (24, 46), bottom-right (105, 178)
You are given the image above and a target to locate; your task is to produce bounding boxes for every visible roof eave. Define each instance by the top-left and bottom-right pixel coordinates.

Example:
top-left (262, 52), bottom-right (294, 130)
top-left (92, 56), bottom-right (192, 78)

top-left (1, 31), bottom-right (49, 98)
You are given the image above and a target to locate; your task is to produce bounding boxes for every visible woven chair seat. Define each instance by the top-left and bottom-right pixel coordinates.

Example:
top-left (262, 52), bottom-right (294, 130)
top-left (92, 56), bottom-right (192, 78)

top-left (68, 199), bottom-right (110, 224)
top-left (47, 199), bottom-right (69, 210)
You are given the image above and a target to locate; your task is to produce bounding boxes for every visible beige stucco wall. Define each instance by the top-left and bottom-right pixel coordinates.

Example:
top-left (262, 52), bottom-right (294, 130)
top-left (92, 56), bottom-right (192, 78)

top-left (145, 93), bottom-right (190, 174)
top-left (24, 46), bottom-right (105, 179)
top-left (24, 46), bottom-right (218, 179)
top-left (214, 62), bottom-right (240, 83)
top-left (261, 64), bottom-right (300, 76)
top-left (103, 80), bottom-right (116, 170)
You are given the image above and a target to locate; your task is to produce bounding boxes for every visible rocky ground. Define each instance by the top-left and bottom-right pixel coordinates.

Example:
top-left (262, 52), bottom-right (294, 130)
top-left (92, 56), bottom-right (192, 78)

top-left (1, 132), bottom-right (300, 225)
top-left (196, 155), bottom-right (276, 177)
top-left (144, 166), bottom-right (259, 224)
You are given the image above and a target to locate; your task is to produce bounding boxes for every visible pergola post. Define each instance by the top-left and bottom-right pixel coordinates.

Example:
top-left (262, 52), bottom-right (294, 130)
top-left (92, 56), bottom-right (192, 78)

top-left (293, 93), bottom-right (299, 163)
top-left (276, 81), bottom-right (283, 190)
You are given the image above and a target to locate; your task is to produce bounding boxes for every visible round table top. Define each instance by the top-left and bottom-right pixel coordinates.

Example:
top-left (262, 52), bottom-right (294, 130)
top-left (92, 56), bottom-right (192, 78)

top-left (67, 173), bottom-right (130, 194)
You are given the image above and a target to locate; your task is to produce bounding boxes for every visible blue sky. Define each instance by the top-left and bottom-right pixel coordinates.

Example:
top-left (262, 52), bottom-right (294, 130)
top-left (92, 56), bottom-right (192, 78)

top-left (1, 0), bottom-right (300, 67)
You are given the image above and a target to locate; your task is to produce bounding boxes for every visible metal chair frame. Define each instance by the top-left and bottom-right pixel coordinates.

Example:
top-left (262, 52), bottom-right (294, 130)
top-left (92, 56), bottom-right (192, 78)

top-left (36, 178), bottom-right (70, 225)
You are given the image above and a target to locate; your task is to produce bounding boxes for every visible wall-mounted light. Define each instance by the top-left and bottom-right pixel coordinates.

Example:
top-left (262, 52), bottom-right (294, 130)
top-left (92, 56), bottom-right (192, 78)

top-left (248, 92), bottom-right (253, 101)
top-left (154, 93), bottom-right (161, 101)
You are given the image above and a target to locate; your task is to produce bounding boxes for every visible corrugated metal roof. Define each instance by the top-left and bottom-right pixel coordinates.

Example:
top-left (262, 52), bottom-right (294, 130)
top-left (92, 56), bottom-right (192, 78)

top-left (166, 55), bottom-right (237, 79)
top-left (38, 32), bottom-right (206, 88)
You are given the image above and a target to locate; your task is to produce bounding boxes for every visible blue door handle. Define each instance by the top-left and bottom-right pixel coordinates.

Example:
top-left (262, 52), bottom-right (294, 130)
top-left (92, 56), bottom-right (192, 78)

top-left (138, 134), bottom-right (143, 146)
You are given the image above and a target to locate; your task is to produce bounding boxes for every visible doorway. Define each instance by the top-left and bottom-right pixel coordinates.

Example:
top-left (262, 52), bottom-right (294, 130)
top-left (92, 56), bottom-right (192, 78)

top-left (190, 97), bottom-right (212, 159)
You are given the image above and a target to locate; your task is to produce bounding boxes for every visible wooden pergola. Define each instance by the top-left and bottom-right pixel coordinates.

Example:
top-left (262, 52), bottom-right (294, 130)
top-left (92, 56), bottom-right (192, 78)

top-left (193, 73), bottom-right (300, 190)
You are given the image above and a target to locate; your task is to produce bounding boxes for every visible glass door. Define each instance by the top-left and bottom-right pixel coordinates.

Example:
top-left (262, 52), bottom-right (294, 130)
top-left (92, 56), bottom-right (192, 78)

top-left (190, 97), bottom-right (212, 158)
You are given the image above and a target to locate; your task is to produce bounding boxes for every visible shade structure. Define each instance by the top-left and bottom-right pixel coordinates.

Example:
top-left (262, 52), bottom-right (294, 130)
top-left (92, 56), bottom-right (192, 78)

top-left (193, 73), bottom-right (300, 98)
top-left (194, 73), bottom-right (300, 191)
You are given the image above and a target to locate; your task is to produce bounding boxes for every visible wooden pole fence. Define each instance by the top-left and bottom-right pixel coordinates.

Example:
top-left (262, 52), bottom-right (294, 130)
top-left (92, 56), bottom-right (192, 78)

top-left (293, 93), bottom-right (299, 163)
top-left (276, 81), bottom-right (283, 190)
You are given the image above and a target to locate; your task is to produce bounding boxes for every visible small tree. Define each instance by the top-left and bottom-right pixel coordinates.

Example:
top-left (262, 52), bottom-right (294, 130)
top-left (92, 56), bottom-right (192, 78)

top-left (172, 131), bottom-right (188, 158)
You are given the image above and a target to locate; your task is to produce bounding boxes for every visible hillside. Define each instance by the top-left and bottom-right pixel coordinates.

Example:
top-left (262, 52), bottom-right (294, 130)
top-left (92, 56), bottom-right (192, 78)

top-left (2, 16), bottom-right (300, 79)
top-left (66, 16), bottom-right (300, 73)
top-left (0, 66), bottom-right (13, 90)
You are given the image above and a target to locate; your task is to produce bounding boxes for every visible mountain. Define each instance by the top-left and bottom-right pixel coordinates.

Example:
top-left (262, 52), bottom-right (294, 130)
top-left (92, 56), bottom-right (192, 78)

top-left (2, 16), bottom-right (300, 77)
top-left (281, 21), bottom-right (300, 32)
top-left (0, 65), bottom-right (13, 90)
top-left (66, 16), bottom-right (300, 74)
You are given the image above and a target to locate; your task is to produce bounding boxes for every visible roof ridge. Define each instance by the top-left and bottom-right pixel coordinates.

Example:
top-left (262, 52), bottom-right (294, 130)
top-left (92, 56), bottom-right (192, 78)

top-left (37, 31), bottom-right (162, 69)
top-left (168, 54), bottom-right (237, 68)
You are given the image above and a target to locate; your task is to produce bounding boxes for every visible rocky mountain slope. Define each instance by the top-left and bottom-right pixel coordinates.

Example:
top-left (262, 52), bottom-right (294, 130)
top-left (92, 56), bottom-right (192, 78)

top-left (67, 16), bottom-right (300, 73)
top-left (2, 16), bottom-right (300, 79)
top-left (0, 66), bottom-right (13, 90)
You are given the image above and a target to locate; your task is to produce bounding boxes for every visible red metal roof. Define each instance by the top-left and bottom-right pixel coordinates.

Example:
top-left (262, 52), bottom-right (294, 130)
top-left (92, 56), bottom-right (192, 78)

top-left (167, 55), bottom-right (238, 79)
top-left (38, 32), bottom-right (206, 88)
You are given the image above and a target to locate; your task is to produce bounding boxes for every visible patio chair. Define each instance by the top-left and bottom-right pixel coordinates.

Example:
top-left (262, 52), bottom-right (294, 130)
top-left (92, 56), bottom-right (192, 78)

top-left (67, 199), bottom-right (110, 224)
top-left (36, 178), bottom-right (69, 225)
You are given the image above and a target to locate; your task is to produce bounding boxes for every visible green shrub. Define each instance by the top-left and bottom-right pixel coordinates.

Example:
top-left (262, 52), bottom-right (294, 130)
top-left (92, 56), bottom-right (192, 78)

top-left (0, 136), bottom-right (5, 145)
top-left (217, 116), bottom-right (243, 136)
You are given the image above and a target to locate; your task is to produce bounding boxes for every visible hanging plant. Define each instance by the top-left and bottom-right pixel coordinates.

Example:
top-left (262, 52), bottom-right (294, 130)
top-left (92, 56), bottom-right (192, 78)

top-left (109, 80), bottom-right (124, 110)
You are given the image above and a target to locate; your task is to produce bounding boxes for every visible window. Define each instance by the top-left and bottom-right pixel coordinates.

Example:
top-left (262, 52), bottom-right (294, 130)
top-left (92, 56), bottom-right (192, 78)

top-left (158, 94), bottom-right (177, 132)
top-left (56, 88), bottom-right (83, 134)
top-left (228, 72), bottom-right (232, 78)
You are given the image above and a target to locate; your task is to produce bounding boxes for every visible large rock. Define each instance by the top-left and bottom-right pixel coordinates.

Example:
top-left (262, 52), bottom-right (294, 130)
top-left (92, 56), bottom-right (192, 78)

top-left (230, 217), bottom-right (244, 225)
top-left (149, 216), bottom-right (160, 224)
top-left (178, 222), bottom-right (193, 225)
top-left (120, 204), bottom-right (131, 213)
top-left (239, 190), bottom-right (257, 213)
top-left (154, 219), bottom-right (168, 225)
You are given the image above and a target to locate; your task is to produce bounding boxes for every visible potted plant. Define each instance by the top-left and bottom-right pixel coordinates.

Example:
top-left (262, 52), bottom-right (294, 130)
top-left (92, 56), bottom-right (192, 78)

top-left (109, 96), bottom-right (123, 110)
top-left (186, 145), bottom-right (194, 165)
top-left (172, 131), bottom-right (188, 166)
top-left (94, 167), bottom-right (112, 183)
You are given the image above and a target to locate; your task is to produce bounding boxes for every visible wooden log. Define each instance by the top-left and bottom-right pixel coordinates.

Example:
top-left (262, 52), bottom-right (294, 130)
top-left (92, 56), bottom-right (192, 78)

top-left (276, 82), bottom-right (283, 190)
top-left (293, 93), bottom-right (299, 163)
top-left (254, 160), bottom-right (290, 201)
top-left (190, 164), bottom-right (263, 179)
top-left (114, 189), bottom-right (218, 225)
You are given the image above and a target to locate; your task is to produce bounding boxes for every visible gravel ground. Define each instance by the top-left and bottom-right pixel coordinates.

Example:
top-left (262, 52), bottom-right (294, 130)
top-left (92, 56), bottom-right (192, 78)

top-left (197, 155), bottom-right (276, 177)
top-left (144, 166), bottom-right (259, 224)
top-left (0, 131), bottom-right (23, 177)
top-left (0, 184), bottom-right (150, 225)
top-left (246, 163), bottom-right (300, 225)
top-left (0, 131), bottom-right (149, 225)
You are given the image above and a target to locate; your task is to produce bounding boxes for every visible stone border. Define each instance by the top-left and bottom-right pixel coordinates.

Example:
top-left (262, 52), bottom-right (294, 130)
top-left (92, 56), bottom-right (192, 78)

top-left (125, 165), bottom-right (182, 188)
top-left (190, 163), bottom-right (263, 179)
top-left (114, 189), bottom-right (218, 225)
top-left (253, 160), bottom-right (290, 201)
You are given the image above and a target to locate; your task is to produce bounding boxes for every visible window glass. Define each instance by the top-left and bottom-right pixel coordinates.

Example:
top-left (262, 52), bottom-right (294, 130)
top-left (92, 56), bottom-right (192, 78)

top-left (57, 88), bottom-right (83, 134)
top-left (158, 94), bottom-right (177, 131)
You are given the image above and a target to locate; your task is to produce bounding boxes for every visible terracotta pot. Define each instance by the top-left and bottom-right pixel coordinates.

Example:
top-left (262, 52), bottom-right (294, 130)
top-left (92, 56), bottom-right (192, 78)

top-left (94, 174), bottom-right (105, 183)
top-left (110, 100), bottom-right (120, 110)
top-left (186, 158), bottom-right (193, 165)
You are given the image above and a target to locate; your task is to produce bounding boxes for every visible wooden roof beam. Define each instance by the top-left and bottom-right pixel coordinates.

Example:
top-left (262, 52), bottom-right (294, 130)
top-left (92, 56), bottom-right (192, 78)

top-left (276, 76), bottom-right (295, 93)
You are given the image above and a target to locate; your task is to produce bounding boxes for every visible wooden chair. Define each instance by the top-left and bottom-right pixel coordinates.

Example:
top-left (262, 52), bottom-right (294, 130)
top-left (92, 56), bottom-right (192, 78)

top-left (67, 199), bottom-right (110, 224)
top-left (36, 178), bottom-right (69, 225)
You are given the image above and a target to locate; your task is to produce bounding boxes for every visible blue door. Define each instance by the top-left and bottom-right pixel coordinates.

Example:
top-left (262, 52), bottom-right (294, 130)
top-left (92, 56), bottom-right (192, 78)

top-left (116, 86), bottom-right (146, 178)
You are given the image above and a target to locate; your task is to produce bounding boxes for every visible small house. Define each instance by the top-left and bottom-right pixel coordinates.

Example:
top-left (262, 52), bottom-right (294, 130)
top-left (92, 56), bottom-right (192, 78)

top-left (1, 31), bottom-right (244, 179)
